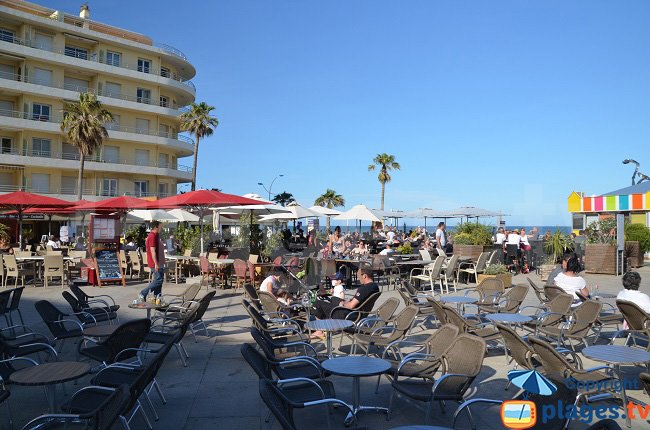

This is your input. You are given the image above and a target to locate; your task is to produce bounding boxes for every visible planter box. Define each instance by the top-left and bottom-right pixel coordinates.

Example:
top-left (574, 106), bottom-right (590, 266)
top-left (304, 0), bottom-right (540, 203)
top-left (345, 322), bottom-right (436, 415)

top-left (539, 264), bottom-right (555, 282)
top-left (454, 244), bottom-right (483, 260)
top-left (477, 273), bottom-right (512, 288)
top-left (585, 244), bottom-right (617, 274)
top-left (625, 241), bottom-right (644, 268)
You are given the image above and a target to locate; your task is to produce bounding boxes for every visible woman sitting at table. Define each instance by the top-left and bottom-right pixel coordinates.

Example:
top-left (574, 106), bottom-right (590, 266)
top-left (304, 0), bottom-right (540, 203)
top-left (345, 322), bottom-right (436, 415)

top-left (554, 254), bottom-right (590, 300)
top-left (616, 271), bottom-right (650, 313)
top-left (259, 268), bottom-right (293, 304)
top-left (350, 240), bottom-right (369, 257)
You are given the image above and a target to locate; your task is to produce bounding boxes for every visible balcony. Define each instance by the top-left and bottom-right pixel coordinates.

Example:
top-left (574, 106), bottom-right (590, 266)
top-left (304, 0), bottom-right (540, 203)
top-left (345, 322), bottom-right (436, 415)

top-left (0, 108), bottom-right (194, 154)
top-left (0, 183), bottom-right (175, 199)
top-left (0, 70), bottom-right (189, 115)
top-left (0, 147), bottom-right (193, 181)
top-left (0, 34), bottom-right (195, 90)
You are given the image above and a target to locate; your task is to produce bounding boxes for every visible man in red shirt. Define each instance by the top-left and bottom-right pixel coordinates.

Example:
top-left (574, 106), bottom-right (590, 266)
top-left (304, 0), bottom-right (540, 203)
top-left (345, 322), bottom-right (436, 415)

top-left (139, 221), bottom-right (165, 300)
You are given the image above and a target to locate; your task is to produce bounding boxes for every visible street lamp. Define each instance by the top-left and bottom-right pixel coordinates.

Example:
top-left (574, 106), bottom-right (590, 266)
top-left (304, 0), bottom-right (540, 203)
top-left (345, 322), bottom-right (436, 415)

top-left (257, 174), bottom-right (284, 200)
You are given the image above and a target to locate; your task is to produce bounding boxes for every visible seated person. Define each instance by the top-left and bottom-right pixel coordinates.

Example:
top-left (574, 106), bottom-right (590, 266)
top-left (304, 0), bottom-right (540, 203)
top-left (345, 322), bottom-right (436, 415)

top-left (341, 239), bottom-right (354, 257)
top-left (617, 271), bottom-right (650, 313)
top-left (124, 236), bottom-right (138, 252)
top-left (259, 268), bottom-right (293, 304)
top-left (546, 252), bottom-right (572, 287)
top-left (73, 236), bottom-right (86, 251)
top-left (420, 238), bottom-right (434, 252)
top-left (330, 272), bottom-right (346, 300)
top-left (379, 242), bottom-right (395, 256)
top-left (554, 254), bottom-right (590, 300)
top-left (350, 240), bottom-right (369, 257)
top-left (46, 235), bottom-right (60, 249)
top-left (310, 267), bottom-right (380, 338)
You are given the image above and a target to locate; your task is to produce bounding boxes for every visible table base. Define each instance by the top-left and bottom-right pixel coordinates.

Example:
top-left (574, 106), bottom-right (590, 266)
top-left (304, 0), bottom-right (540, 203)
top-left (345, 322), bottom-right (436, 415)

top-left (342, 375), bottom-right (388, 426)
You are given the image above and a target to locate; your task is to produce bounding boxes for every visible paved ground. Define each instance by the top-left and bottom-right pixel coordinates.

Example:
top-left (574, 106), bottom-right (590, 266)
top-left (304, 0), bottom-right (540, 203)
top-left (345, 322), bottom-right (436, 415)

top-left (4, 266), bottom-right (650, 429)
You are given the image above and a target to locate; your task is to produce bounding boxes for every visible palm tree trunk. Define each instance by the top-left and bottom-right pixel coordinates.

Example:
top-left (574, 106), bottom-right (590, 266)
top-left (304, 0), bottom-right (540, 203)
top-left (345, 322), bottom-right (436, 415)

top-left (325, 216), bottom-right (331, 234)
top-left (191, 136), bottom-right (200, 191)
top-left (77, 153), bottom-right (85, 201)
top-left (380, 181), bottom-right (385, 211)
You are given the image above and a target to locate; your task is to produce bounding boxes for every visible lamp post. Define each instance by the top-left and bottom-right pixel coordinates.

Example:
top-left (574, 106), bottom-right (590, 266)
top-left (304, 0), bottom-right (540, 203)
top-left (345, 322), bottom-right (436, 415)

top-left (257, 174), bottom-right (284, 200)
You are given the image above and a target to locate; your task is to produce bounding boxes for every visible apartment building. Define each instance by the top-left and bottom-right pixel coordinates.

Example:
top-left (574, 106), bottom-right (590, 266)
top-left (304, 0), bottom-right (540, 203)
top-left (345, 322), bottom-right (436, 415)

top-left (0, 0), bottom-right (196, 200)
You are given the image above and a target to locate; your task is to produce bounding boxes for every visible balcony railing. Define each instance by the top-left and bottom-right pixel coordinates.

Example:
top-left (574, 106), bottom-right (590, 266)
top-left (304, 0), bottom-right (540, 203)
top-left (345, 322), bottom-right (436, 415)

top-left (0, 108), bottom-right (194, 146)
top-left (0, 70), bottom-right (189, 111)
top-left (0, 184), bottom-right (175, 198)
top-left (0, 34), bottom-right (195, 89)
top-left (0, 147), bottom-right (193, 173)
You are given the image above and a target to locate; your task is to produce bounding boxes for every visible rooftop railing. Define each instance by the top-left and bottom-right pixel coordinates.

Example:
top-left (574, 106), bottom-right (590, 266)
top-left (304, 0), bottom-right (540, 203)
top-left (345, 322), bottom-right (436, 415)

top-left (0, 70), bottom-right (189, 111)
top-left (0, 147), bottom-right (193, 173)
top-left (0, 108), bottom-right (194, 146)
top-left (0, 34), bottom-right (195, 89)
top-left (0, 183), bottom-right (175, 198)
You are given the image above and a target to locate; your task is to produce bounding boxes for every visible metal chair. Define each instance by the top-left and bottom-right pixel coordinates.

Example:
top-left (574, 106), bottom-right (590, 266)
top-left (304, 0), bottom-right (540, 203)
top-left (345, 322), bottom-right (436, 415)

top-left (79, 319), bottom-right (152, 367)
top-left (34, 300), bottom-right (84, 354)
top-left (351, 305), bottom-right (419, 355)
top-left (457, 252), bottom-right (488, 284)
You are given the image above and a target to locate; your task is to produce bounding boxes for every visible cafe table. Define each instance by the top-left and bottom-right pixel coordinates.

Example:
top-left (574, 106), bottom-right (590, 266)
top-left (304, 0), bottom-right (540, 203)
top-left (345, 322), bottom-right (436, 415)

top-left (305, 319), bottom-right (354, 358)
top-left (128, 302), bottom-right (168, 319)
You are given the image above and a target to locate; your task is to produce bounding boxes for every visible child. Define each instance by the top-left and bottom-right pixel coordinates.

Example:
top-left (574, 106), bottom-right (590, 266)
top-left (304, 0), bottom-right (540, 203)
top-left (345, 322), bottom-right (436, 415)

top-left (331, 272), bottom-right (346, 300)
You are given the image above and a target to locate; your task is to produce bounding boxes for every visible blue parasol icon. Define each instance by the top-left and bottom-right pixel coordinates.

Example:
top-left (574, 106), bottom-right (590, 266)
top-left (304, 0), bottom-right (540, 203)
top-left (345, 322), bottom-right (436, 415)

top-left (507, 369), bottom-right (557, 396)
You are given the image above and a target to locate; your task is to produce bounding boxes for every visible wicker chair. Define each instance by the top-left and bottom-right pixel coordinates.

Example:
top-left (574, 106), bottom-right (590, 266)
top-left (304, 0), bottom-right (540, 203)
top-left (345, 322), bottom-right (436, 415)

top-left (351, 305), bottom-right (419, 355)
top-left (442, 304), bottom-right (500, 345)
top-left (339, 297), bottom-right (400, 349)
top-left (613, 300), bottom-right (650, 348)
top-left (521, 291), bottom-right (573, 335)
top-left (478, 284), bottom-right (529, 314)
top-left (464, 277), bottom-right (505, 309)
top-left (527, 276), bottom-right (550, 303)
top-left (388, 333), bottom-right (486, 421)
top-left (232, 259), bottom-right (248, 290)
top-left (397, 282), bottom-right (438, 328)
top-left (537, 299), bottom-right (602, 351)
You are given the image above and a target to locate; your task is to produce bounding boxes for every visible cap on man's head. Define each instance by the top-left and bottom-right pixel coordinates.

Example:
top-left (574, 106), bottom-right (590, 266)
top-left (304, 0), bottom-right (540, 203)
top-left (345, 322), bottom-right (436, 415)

top-left (334, 272), bottom-right (345, 281)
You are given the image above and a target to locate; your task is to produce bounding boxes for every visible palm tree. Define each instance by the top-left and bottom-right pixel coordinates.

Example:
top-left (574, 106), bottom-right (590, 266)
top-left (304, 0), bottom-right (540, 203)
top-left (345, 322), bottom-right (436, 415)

top-left (272, 191), bottom-right (295, 207)
top-left (61, 92), bottom-right (113, 200)
top-left (180, 102), bottom-right (219, 191)
top-left (314, 189), bottom-right (345, 233)
top-left (368, 153), bottom-right (400, 210)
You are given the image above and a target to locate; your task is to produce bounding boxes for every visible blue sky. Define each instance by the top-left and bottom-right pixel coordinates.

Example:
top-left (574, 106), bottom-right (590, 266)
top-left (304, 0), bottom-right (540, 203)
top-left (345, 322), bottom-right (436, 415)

top-left (42, 1), bottom-right (650, 226)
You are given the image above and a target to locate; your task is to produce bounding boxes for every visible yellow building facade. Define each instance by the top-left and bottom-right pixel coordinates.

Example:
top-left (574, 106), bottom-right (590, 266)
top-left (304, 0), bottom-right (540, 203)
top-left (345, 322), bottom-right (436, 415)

top-left (0, 0), bottom-right (196, 200)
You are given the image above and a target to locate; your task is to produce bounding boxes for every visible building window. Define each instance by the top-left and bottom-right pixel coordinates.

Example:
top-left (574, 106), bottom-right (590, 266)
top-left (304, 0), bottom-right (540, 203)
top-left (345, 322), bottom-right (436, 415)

top-left (137, 58), bottom-right (151, 73)
top-left (64, 76), bottom-right (89, 92)
top-left (31, 173), bottom-right (50, 193)
top-left (106, 114), bottom-right (120, 131)
top-left (34, 33), bottom-right (53, 51)
top-left (1, 137), bottom-right (11, 154)
top-left (134, 181), bottom-right (149, 197)
top-left (103, 146), bottom-right (119, 164)
top-left (101, 179), bottom-right (118, 197)
top-left (0, 100), bottom-right (12, 116)
top-left (159, 96), bottom-right (169, 108)
top-left (0, 28), bottom-right (15, 43)
top-left (106, 51), bottom-right (121, 67)
top-left (135, 118), bottom-right (150, 134)
top-left (61, 176), bottom-right (77, 194)
top-left (0, 63), bottom-right (14, 80)
top-left (32, 138), bottom-right (51, 157)
top-left (158, 153), bottom-right (169, 168)
top-left (158, 124), bottom-right (170, 138)
top-left (65, 46), bottom-right (88, 60)
top-left (160, 67), bottom-right (170, 78)
top-left (61, 143), bottom-right (79, 160)
top-left (104, 82), bottom-right (122, 98)
top-left (136, 88), bottom-right (151, 104)
top-left (135, 149), bottom-right (150, 166)
top-left (33, 67), bottom-right (53, 86)
top-left (158, 183), bottom-right (168, 197)
top-left (32, 104), bottom-right (51, 121)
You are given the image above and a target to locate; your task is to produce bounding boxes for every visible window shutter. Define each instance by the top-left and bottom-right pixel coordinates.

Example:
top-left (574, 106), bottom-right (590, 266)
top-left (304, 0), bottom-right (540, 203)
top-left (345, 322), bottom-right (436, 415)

top-left (97, 82), bottom-right (103, 93)
top-left (99, 50), bottom-right (105, 63)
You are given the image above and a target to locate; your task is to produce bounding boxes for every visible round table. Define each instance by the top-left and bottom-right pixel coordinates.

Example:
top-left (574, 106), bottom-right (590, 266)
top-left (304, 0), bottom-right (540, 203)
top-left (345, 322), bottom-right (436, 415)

top-left (593, 292), bottom-right (617, 299)
top-left (440, 296), bottom-right (477, 312)
top-left (128, 302), bottom-right (167, 319)
top-left (486, 313), bottom-right (532, 325)
top-left (322, 356), bottom-right (391, 425)
top-left (10, 362), bottom-right (90, 412)
top-left (305, 319), bottom-right (354, 358)
top-left (582, 345), bottom-right (650, 369)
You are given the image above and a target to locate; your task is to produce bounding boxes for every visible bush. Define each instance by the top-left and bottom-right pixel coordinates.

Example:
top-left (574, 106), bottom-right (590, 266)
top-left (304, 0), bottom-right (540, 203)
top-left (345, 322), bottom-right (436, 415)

top-left (585, 218), bottom-right (616, 245)
top-left (124, 224), bottom-right (147, 248)
top-left (484, 264), bottom-right (507, 275)
top-left (396, 241), bottom-right (413, 255)
top-left (543, 229), bottom-right (574, 263)
top-left (453, 223), bottom-right (493, 246)
top-left (625, 223), bottom-right (650, 253)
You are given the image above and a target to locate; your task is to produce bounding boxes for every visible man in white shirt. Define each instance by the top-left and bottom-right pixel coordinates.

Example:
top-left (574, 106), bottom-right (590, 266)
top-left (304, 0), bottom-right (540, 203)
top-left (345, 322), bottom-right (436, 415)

top-left (46, 235), bottom-right (60, 249)
top-left (379, 243), bottom-right (395, 256)
top-left (494, 227), bottom-right (506, 245)
top-left (435, 222), bottom-right (448, 253)
top-left (617, 271), bottom-right (650, 313)
top-left (386, 229), bottom-right (396, 242)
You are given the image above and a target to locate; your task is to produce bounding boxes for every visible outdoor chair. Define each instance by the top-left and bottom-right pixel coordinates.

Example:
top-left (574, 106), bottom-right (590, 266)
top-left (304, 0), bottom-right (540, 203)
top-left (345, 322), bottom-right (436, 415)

top-left (440, 254), bottom-right (460, 293)
top-left (0, 388), bottom-right (10, 429)
top-left (463, 277), bottom-right (505, 310)
top-left (529, 336), bottom-right (629, 428)
top-left (537, 299), bottom-right (602, 351)
top-left (425, 297), bottom-right (449, 326)
top-left (409, 256), bottom-right (445, 293)
top-left (3, 254), bottom-right (30, 288)
top-left (520, 291), bottom-right (573, 335)
top-left (484, 250), bottom-right (499, 267)
top-left (246, 260), bottom-right (258, 286)
top-left (70, 284), bottom-right (120, 314)
top-left (351, 305), bottom-right (419, 355)
top-left (379, 324), bottom-right (460, 392)
top-left (613, 300), bottom-right (650, 348)
top-left (258, 378), bottom-right (355, 430)
top-left (544, 284), bottom-right (568, 302)
top-left (128, 251), bottom-right (143, 279)
top-left (243, 299), bottom-right (306, 345)
top-left (0, 327), bottom-right (58, 361)
top-left (641, 372), bottom-right (650, 397)
top-left (232, 259), bottom-right (248, 290)
top-left (303, 257), bottom-right (321, 287)
top-left (43, 254), bottom-right (65, 287)
top-left (199, 256), bottom-right (218, 288)
top-left (382, 257), bottom-right (402, 290)
top-left (162, 282), bottom-right (201, 306)
top-left (187, 290), bottom-right (216, 341)
top-left (243, 283), bottom-right (262, 309)
top-left (5, 286), bottom-right (25, 326)
top-left (321, 259), bottom-right (337, 283)
top-left (452, 373), bottom-right (578, 430)
top-left (441, 304), bottom-right (501, 346)
top-left (457, 251), bottom-right (488, 284)
top-left (527, 276), bottom-right (550, 303)
top-left (419, 249), bottom-right (432, 260)
top-left (388, 333), bottom-right (486, 421)
top-left (62, 291), bottom-right (118, 325)
top-left (328, 291), bottom-right (381, 321)
top-left (258, 291), bottom-right (308, 323)
top-left (397, 282), bottom-right (438, 328)
top-left (79, 318), bottom-right (152, 367)
top-left (119, 250), bottom-right (129, 276)
top-left (339, 297), bottom-right (400, 348)
top-left (24, 385), bottom-right (130, 430)
top-left (34, 300), bottom-right (84, 354)
top-left (478, 284), bottom-right (529, 314)
top-left (146, 302), bottom-right (197, 367)
top-left (505, 244), bottom-right (521, 273)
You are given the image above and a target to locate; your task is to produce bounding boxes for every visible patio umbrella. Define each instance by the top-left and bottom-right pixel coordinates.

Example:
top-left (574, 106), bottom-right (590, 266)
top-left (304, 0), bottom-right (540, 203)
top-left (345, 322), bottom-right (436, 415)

top-left (507, 369), bottom-right (557, 396)
top-left (167, 208), bottom-right (200, 222)
top-left (71, 196), bottom-right (150, 212)
top-left (308, 205), bottom-right (342, 217)
top-left (436, 206), bottom-right (508, 223)
top-left (404, 208), bottom-right (441, 232)
top-left (0, 191), bottom-right (72, 247)
top-left (143, 190), bottom-right (266, 253)
top-left (335, 204), bottom-right (381, 233)
top-left (22, 201), bottom-right (90, 236)
top-left (127, 209), bottom-right (177, 223)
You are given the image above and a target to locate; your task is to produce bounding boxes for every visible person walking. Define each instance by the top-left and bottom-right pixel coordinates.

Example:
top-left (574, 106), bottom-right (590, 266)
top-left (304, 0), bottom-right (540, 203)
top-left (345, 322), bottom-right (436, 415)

top-left (139, 221), bottom-right (165, 301)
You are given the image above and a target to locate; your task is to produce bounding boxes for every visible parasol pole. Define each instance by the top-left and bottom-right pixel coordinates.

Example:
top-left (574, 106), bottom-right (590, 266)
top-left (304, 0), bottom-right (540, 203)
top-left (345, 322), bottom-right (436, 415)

top-left (18, 207), bottom-right (23, 250)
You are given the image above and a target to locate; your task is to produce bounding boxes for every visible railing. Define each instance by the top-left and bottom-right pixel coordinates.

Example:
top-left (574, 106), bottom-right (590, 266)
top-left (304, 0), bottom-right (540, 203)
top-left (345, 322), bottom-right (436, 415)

top-left (0, 34), bottom-right (195, 89)
top-left (0, 108), bottom-right (194, 146)
top-left (153, 43), bottom-right (188, 61)
top-left (0, 184), bottom-right (174, 198)
top-left (0, 146), bottom-right (193, 174)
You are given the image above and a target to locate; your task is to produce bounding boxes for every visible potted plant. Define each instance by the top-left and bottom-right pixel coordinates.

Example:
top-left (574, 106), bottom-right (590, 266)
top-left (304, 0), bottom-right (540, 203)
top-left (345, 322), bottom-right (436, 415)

top-left (453, 223), bottom-right (493, 259)
top-left (396, 241), bottom-right (413, 255)
top-left (624, 223), bottom-right (650, 268)
top-left (477, 263), bottom-right (512, 288)
top-left (584, 218), bottom-right (617, 274)
top-left (540, 230), bottom-right (574, 281)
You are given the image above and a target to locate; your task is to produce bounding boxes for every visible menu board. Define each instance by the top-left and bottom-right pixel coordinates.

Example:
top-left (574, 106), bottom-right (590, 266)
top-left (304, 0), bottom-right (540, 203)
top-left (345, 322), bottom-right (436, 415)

top-left (92, 217), bottom-right (119, 241)
top-left (94, 248), bottom-right (124, 286)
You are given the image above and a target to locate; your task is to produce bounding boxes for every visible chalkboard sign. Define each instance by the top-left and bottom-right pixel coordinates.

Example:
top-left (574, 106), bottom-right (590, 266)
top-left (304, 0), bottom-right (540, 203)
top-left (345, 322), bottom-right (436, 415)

top-left (93, 248), bottom-right (125, 287)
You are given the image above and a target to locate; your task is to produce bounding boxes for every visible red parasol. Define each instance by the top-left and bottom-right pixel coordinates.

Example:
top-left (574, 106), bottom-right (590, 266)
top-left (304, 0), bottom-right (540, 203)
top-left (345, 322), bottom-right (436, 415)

top-left (71, 196), bottom-right (150, 212)
top-left (0, 191), bottom-right (73, 246)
